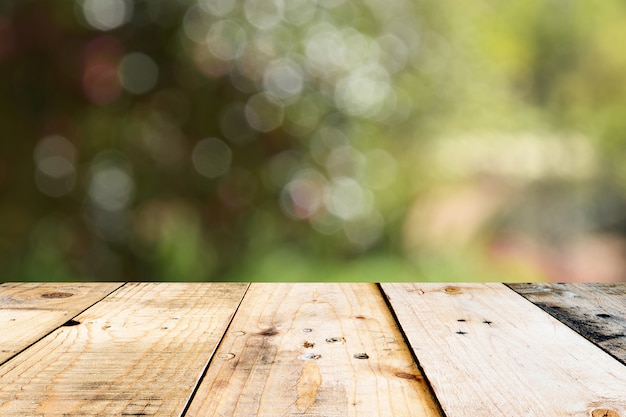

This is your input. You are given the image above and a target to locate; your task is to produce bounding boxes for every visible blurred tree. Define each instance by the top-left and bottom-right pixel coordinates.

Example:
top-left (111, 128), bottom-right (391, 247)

top-left (1, 0), bottom-right (626, 282)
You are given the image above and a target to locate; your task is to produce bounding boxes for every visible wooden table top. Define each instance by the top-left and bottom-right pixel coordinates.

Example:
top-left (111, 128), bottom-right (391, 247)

top-left (0, 282), bottom-right (624, 416)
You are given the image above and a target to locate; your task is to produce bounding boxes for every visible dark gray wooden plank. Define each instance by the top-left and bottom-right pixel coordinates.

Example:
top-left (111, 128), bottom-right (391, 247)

top-left (508, 283), bottom-right (626, 365)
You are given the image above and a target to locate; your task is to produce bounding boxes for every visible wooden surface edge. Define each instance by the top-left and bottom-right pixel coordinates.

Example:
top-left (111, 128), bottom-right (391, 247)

top-left (0, 282), bottom-right (125, 365)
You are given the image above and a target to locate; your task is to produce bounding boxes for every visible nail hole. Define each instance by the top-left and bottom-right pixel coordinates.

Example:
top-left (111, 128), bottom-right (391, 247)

top-left (42, 292), bottom-right (73, 299)
top-left (303, 341), bottom-right (315, 348)
top-left (62, 319), bottom-right (80, 327)
top-left (457, 319), bottom-right (466, 322)
top-left (483, 320), bottom-right (492, 325)
top-left (219, 353), bottom-right (236, 360)
top-left (325, 337), bottom-right (345, 344)
top-left (299, 353), bottom-right (321, 360)
top-left (302, 328), bottom-right (312, 333)
top-left (395, 372), bottom-right (419, 380)
top-left (596, 313), bottom-right (611, 319)
top-left (456, 330), bottom-right (467, 335)
top-left (354, 353), bottom-right (369, 359)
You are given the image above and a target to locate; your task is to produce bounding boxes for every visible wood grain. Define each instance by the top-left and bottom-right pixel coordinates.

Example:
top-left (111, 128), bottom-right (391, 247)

top-left (508, 283), bottom-right (626, 365)
top-left (0, 282), bottom-right (123, 365)
top-left (382, 283), bottom-right (626, 417)
top-left (186, 283), bottom-right (442, 417)
top-left (0, 282), bottom-right (248, 417)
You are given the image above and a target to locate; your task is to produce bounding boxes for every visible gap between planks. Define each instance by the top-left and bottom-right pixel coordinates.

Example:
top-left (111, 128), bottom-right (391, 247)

top-left (179, 282), bottom-right (252, 417)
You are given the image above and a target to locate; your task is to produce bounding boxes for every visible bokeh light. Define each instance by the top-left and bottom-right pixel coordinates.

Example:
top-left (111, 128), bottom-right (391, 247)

top-left (245, 93), bottom-right (284, 132)
top-left (118, 52), bottom-right (159, 95)
top-left (244, 0), bottom-right (284, 30)
top-left (88, 153), bottom-right (135, 212)
top-left (81, 0), bottom-right (132, 31)
top-left (33, 135), bottom-right (77, 198)
top-left (192, 138), bottom-right (232, 179)
top-left (3, 0), bottom-right (626, 282)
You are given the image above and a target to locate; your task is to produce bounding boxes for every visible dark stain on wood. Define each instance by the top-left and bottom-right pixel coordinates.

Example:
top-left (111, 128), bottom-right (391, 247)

top-left (444, 286), bottom-right (461, 294)
top-left (41, 292), bottom-right (73, 298)
top-left (395, 372), bottom-right (421, 380)
top-left (257, 327), bottom-right (279, 337)
top-left (509, 283), bottom-right (626, 365)
top-left (533, 302), bottom-right (625, 343)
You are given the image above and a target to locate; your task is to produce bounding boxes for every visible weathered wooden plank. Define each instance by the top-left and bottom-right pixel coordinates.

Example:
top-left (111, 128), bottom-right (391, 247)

top-left (0, 282), bottom-right (123, 365)
top-left (186, 283), bottom-right (442, 417)
top-left (0, 282), bottom-right (248, 417)
top-left (508, 283), bottom-right (626, 365)
top-left (381, 283), bottom-right (626, 417)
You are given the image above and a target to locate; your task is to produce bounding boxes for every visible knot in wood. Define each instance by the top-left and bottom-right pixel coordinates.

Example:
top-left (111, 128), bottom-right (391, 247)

top-left (592, 409), bottom-right (621, 417)
top-left (41, 292), bottom-right (73, 298)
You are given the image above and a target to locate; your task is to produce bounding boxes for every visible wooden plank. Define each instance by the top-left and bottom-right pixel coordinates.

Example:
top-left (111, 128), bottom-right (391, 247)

top-left (0, 282), bottom-right (123, 365)
top-left (508, 283), bottom-right (626, 365)
top-left (0, 282), bottom-right (248, 417)
top-left (186, 283), bottom-right (442, 417)
top-left (381, 283), bottom-right (626, 417)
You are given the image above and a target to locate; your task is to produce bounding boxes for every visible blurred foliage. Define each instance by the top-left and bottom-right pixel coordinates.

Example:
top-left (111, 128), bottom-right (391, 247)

top-left (1, 0), bottom-right (626, 282)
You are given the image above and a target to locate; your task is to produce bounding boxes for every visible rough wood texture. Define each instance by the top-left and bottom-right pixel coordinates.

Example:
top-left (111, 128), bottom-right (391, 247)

top-left (186, 283), bottom-right (442, 417)
top-left (381, 283), bottom-right (626, 417)
top-left (0, 282), bottom-right (123, 365)
top-left (0, 283), bottom-right (248, 417)
top-left (508, 283), bottom-right (626, 365)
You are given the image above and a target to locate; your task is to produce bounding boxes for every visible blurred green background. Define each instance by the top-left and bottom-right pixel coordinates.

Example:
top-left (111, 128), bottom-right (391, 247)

top-left (2, 0), bottom-right (626, 282)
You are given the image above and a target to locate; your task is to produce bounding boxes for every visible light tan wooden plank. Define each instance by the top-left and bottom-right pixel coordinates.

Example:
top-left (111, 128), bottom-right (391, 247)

top-left (0, 282), bottom-right (123, 365)
top-left (0, 282), bottom-right (248, 417)
top-left (509, 283), bottom-right (626, 364)
top-left (186, 283), bottom-right (442, 417)
top-left (381, 283), bottom-right (626, 417)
